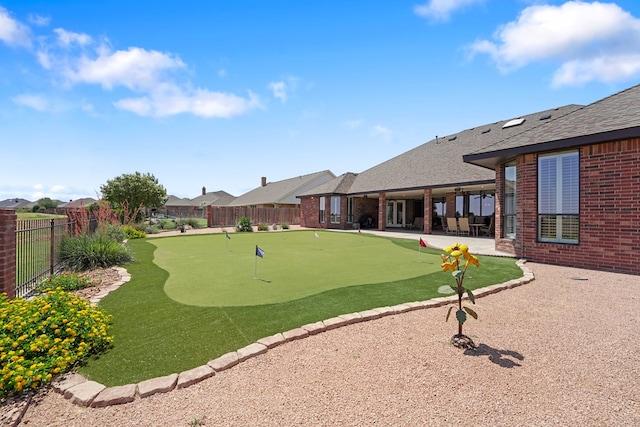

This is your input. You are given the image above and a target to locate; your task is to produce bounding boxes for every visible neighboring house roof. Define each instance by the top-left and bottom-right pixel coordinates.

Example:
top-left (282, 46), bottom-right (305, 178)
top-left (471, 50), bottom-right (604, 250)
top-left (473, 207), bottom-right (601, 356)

top-left (229, 170), bottom-right (336, 206)
top-left (0, 198), bottom-right (31, 209)
top-left (345, 105), bottom-right (583, 195)
top-left (191, 191), bottom-right (236, 206)
top-left (58, 198), bottom-right (97, 208)
top-left (298, 172), bottom-right (359, 197)
top-left (164, 195), bottom-right (198, 207)
top-left (465, 84), bottom-right (640, 169)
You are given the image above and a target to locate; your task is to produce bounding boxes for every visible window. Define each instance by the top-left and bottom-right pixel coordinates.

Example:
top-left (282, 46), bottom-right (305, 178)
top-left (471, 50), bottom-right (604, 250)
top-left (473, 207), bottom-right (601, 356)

top-left (503, 163), bottom-right (517, 239)
top-left (347, 197), bottom-right (354, 223)
top-left (538, 151), bottom-right (579, 243)
top-left (319, 196), bottom-right (325, 223)
top-left (330, 196), bottom-right (341, 224)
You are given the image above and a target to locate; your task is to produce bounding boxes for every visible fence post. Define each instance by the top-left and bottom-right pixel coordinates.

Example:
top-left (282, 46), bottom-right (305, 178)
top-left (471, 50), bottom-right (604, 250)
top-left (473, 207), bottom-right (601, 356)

top-left (0, 209), bottom-right (17, 299)
top-left (50, 218), bottom-right (55, 277)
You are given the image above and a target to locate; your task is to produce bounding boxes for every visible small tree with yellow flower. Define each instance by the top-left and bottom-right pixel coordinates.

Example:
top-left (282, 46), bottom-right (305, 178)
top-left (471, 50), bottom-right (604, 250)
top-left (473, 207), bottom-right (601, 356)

top-left (440, 243), bottom-right (480, 349)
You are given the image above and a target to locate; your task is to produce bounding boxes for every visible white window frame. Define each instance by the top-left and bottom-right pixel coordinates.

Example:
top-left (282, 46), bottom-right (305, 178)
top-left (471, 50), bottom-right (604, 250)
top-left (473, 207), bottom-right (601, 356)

top-left (330, 196), bottom-right (341, 224)
top-left (319, 196), bottom-right (325, 224)
top-left (538, 151), bottom-right (579, 244)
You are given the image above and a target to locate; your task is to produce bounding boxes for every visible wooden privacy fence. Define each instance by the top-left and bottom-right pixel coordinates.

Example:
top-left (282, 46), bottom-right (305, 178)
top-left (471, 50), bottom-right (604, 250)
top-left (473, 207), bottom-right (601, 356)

top-left (207, 206), bottom-right (300, 228)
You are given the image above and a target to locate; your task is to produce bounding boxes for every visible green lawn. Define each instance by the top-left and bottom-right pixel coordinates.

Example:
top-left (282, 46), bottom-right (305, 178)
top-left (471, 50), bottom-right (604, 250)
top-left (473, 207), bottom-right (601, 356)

top-left (78, 231), bottom-right (522, 386)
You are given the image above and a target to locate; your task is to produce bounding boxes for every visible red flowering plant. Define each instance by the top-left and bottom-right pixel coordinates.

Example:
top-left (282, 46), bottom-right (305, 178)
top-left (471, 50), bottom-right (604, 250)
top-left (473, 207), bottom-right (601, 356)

top-left (440, 242), bottom-right (480, 349)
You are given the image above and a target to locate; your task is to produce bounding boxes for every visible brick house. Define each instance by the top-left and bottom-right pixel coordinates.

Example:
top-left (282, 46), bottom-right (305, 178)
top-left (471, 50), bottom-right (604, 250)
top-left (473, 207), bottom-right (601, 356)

top-left (299, 84), bottom-right (640, 275)
top-left (464, 84), bottom-right (640, 275)
top-left (299, 105), bottom-right (582, 233)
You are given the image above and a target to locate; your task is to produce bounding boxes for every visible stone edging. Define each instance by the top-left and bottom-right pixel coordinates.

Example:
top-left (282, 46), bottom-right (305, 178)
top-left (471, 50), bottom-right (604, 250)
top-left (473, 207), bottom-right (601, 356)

top-left (54, 260), bottom-right (533, 408)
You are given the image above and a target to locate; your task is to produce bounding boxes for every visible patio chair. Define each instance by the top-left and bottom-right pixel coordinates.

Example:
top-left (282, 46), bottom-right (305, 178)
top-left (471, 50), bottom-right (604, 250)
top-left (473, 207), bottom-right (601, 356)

top-left (446, 217), bottom-right (458, 235)
top-left (409, 217), bottom-right (424, 230)
top-left (458, 217), bottom-right (471, 236)
top-left (479, 215), bottom-right (495, 236)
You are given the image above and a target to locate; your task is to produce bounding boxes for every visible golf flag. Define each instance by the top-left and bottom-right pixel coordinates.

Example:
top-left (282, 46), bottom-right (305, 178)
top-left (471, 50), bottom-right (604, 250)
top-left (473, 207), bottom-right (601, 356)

top-left (256, 245), bottom-right (265, 258)
top-left (226, 231), bottom-right (231, 240)
top-left (419, 238), bottom-right (427, 247)
top-left (314, 231), bottom-right (319, 238)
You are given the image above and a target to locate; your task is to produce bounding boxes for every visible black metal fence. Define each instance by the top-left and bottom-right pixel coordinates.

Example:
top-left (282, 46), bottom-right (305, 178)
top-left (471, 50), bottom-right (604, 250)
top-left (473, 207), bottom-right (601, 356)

top-left (15, 218), bottom-right (74, 298)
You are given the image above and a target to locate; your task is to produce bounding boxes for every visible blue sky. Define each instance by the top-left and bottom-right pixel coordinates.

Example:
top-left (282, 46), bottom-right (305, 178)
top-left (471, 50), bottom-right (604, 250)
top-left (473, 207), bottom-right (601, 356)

top-left (2, 0), bottom-right (640, 202)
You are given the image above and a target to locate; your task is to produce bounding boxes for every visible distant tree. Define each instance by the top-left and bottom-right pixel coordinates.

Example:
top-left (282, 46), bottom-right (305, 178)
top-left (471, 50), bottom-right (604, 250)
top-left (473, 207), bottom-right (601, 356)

top-left (100, 172), bottom-right (168, 223)
top-left (32, 197), bottom-right (58, 212)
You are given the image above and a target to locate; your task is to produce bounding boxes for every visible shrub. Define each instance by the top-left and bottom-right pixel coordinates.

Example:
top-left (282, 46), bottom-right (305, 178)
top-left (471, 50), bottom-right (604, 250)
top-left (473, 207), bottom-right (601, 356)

top-left (36, 273), bottom-right (94, 293)
top-left (0, 289), bottom-right (113, 397)
top-left (280, 222), bottom-right (289, 230)
top-left (257, 223), bottom-right (269, 231)
top-left (160, 219), bottom-right (178, 230)
top-left (236, 217), bottom-right (253, 232)
top-left (122, 225), bottom-right (146, 239)
top-left (60, 234), bottom-right (133, 271)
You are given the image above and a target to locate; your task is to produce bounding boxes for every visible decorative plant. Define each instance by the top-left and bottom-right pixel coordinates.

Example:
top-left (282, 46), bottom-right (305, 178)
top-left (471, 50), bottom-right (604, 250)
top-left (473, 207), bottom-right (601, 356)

top-left (440, 242), bottom-right (480, 349)
top-left (236, 217), bottom-right (253, 232)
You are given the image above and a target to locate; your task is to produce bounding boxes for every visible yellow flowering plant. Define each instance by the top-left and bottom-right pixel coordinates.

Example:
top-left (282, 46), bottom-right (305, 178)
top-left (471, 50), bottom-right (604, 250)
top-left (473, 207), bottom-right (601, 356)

top-left (441, 242), bottom-right (480, 349)
top-left (0, 288), bottom-right (113, 397)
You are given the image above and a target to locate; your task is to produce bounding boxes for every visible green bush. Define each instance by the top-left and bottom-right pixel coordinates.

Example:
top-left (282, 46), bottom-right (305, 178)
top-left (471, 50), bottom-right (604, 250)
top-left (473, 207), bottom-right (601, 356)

top-left (60, 234), bottom-right (134, 271)
top-left (280, 222), bottom-right (289, 230)
top-left (160, 219), bottom-right (178, 230)
top-left (105, 224), bottom-right (126, 243)
top-left (0, 289), bottom-right (113, 397)
top-left (257, 223), bottom-right (269, 231)
top-left (36, 273), bottom-right (94, 293)
top-left (236, 217), bottom-right (253, 232)
top-left (122, 225), bottom-right (146, 239)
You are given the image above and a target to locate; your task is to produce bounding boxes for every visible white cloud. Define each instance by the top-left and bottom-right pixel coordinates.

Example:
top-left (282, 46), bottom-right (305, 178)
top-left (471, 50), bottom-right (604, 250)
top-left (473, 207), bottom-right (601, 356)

top-left (0, 6), bottom-right (31, 47)
top-left (28, 14), bottom-right (50, 27)
top-left (114, 84), bottom-right (262, 118)
top-left (469, 1), bottom-right (640, 86)
top-left (64, 46), bottom-right (186, 91)
top-left (414, 0), bottom-right (484, 22)
top-left (54, 28), bottom-right (92, 46)
top-left (268, 81), bottom-right (288, 103)
top-left (268, 75), bottom-right (300, 104)
top-left (371, 125), bottom-right (393, 140)
top-left (12, 93), bottom-right (51, 112)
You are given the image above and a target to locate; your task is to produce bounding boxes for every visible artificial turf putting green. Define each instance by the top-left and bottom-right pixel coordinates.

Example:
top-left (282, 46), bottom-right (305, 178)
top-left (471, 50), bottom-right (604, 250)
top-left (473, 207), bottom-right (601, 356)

top-left (79, 231), bottom-right (522, 386)
top-left (151, 230), bottom-right (441, 306)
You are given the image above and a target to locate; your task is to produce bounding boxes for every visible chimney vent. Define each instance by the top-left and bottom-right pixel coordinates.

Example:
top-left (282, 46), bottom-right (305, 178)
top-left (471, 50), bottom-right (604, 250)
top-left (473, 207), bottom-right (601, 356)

top-left (202, 186), bottom-right (206, 195)
top-left (261, 177), bottom-right (267, 187)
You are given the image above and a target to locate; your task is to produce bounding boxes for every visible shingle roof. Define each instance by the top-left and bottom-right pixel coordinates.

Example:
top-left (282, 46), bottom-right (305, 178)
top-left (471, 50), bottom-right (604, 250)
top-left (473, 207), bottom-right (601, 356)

top-left (0, 198), bottom-right (31, 209)
top-left (229, 170), bottom-right (336, 206)
top-left (58, 198), bottom-right (97, 208)
top-left (346, 104), bottom-right (582, 195)
top-left (191, 191), bottom-right (236, 206)
top-left (298, 172), bottom-right (358, 197)
top-left (465, 84), bottom-right (640, 168)
top-left (164, 195), bottom-right (198, 207)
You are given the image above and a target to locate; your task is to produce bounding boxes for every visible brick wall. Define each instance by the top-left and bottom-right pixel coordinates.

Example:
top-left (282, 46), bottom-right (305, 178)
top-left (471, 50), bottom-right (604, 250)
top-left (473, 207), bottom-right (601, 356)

top-left (0, 209), bottom-right (17, 298)
top-left (516, 140), bottom-right (640, 275)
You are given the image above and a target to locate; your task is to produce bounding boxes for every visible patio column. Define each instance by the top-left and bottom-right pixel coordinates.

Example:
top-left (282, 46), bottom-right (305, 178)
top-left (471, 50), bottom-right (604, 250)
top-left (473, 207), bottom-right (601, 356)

top-left (377, 193), bottom-right (386, 231)
top-left (423, 189), bottom-right (432, 234)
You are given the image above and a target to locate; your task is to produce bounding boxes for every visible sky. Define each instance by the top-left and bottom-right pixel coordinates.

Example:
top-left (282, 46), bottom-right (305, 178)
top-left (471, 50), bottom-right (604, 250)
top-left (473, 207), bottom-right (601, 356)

top-left (1, 0), bottom-right (640, 202)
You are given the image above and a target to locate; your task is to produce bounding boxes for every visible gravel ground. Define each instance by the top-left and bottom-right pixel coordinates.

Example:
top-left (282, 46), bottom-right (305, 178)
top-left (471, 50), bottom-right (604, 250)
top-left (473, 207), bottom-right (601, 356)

top-left (18, 262), bottom-right (640, 427)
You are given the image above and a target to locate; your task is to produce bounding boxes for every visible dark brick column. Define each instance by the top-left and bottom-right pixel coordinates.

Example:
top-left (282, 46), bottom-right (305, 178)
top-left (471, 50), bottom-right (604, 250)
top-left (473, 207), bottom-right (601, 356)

top-left (423, 189), bottom-right (432, 234)
top-left (377, 193), bottom-right (386, 231)
top-left (0, 209), bottom-right (17, 299)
